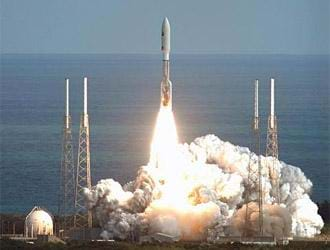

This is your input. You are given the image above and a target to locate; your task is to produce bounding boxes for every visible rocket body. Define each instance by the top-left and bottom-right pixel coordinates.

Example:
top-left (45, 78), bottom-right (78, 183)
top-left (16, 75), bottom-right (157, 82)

top-left (160, 18), bottom-right (172, 109)
top-left (160, 63), bottom-right (172, 109)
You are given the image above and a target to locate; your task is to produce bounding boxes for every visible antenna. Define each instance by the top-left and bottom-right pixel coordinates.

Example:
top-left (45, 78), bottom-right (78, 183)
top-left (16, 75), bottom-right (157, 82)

top-left (254, 79), bottom-right (259, 130)
top-left (270, 78), bottom-right (275, 129)
top-left (84, 77), bottom-right (87, 114)
top-left (66, 78), bottom-right (70, 128)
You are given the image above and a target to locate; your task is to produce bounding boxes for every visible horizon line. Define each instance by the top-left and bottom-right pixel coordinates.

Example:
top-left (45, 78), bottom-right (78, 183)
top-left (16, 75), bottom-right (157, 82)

top-left (1, 52), bottom-right (329, 56)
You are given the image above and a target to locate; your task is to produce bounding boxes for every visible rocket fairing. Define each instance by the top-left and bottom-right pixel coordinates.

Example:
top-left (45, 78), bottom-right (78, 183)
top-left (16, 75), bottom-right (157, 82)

top-left (160, 17), bottom-right (172, 109)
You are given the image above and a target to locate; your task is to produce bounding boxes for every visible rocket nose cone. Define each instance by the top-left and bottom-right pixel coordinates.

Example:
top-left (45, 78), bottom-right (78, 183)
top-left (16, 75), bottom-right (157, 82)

top-left (162, 17), bottom-right (170, 34)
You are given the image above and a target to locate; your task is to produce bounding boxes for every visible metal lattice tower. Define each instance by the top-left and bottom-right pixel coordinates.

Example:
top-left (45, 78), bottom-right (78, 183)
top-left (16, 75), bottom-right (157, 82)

top-left (244, 79), bottom-right (263, 237)
top-left (58, 78), bottom-right (75, 236)
top-left (74, 77), bottom-right (92, 228)
top-left (266, 78), bottom-right (280, 204)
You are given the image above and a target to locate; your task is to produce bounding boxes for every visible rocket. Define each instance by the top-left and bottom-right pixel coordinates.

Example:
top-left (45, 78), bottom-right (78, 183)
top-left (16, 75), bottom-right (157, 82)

top-left (160, 17), bottom-right (172, 109)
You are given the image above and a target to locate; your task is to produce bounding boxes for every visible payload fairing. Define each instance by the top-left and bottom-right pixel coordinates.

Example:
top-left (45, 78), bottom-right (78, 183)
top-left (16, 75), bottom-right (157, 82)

top-left (160, 17), bottom-right (172, 109)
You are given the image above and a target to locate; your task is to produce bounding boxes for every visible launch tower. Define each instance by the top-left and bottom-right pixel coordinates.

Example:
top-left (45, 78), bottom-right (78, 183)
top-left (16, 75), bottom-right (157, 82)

top-left (74, 77), bottom-right (92, 228)
top-left (58, 78), bottom-right (75, 236)
top-left (266, 78), bottom-right (280, 204)
top-left (244, 79), bottom-right (263, 237)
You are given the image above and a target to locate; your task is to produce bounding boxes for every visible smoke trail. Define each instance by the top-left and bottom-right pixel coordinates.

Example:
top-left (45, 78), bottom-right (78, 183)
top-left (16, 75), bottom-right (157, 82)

top-left (84, 131), bottom-right (324, 240)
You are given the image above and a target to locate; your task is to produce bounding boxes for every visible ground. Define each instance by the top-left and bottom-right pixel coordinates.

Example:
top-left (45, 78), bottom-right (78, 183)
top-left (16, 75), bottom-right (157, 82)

top-left (0, 239), bottom-right (329, 250)
top-left (1, 214), bottom-right (329, 249)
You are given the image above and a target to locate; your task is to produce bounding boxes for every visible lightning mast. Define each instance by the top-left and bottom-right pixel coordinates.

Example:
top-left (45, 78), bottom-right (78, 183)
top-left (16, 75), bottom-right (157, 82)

top-left (266, 78), bottom-right (280, 204)
top-left (58, 78), bottom-right (75, 236)
top-left (74, 77), bottom-right (92, 228)
top-left (244, 79), bottom-right (263, 237)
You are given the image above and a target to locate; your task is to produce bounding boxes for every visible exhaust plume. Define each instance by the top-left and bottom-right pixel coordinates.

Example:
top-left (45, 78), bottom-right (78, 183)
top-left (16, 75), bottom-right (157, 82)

top-left (84, 111), bottom-right (323, 240)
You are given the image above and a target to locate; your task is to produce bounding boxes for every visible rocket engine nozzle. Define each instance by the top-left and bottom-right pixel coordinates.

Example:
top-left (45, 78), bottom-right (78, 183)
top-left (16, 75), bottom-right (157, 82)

top-left (161, 79), bottom-right (172, 108)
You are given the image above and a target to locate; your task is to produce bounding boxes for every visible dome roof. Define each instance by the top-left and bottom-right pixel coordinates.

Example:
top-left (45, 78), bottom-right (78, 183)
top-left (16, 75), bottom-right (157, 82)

top-left (25, 206), bottom-right (53, 236)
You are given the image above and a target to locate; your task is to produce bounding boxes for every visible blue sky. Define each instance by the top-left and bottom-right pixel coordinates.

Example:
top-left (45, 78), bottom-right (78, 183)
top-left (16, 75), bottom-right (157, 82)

top-left (1, 0), bottom-right (329, 54)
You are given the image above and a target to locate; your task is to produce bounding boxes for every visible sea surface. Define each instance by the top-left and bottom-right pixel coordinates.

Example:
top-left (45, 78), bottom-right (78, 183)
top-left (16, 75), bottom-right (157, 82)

top-left (0, 54), bottom-right (329, 214)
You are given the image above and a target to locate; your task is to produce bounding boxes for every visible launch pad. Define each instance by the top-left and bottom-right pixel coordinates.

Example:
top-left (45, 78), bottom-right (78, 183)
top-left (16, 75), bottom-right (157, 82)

top-left (52, 18), bottom-right (325, 245)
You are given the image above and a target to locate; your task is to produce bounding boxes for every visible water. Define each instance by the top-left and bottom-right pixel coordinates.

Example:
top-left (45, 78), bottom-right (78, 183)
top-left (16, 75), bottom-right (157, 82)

top-left (0, 54), bottom-right (329, 214)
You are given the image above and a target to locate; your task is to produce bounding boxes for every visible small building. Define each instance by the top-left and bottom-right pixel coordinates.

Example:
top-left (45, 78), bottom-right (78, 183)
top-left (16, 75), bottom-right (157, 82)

top-left (25, 207), bottom-right (53, 238)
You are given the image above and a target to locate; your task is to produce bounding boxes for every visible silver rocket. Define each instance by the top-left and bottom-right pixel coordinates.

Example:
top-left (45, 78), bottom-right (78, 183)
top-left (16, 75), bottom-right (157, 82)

top-left (160, 17), bottom-right (172, 109)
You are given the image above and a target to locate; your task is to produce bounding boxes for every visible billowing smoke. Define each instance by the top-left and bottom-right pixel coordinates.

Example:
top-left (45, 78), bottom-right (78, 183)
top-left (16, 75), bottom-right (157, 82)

top-left (84, 110), bottom-right (323, 241)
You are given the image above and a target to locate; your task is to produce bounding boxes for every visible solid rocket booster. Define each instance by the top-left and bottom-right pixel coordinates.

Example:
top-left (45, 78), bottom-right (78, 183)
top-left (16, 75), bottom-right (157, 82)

top-left (160, 17), bottom-right (172, 109)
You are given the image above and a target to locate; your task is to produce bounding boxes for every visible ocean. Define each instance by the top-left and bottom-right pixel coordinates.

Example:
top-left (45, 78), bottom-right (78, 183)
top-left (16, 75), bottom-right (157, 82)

top-left (0, 54), bottom-right (329, 214)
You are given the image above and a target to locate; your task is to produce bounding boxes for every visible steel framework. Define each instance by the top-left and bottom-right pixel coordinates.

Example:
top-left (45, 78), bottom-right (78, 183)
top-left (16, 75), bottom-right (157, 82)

top-left (244, 79), bottom-right (263, 237)
top-left (58, 79), bottom-right (75, 236)
top-left (74, 77), bottom-right (92, 228)
top-left (266, 78), bottom-right (280, 204)
top-left (266, 115), bottom-right (280, 204)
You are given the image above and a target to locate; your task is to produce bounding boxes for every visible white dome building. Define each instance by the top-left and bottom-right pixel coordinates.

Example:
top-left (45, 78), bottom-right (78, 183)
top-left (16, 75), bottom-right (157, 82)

top-left (25, 206), bottom-right (53, 237)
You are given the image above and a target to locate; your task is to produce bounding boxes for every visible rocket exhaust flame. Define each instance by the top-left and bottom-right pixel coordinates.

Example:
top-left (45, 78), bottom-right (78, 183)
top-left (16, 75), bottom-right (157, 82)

top-left (84, 134), bottom-right (324, 240)
top-left (150, 107), bottom-right (178, 170)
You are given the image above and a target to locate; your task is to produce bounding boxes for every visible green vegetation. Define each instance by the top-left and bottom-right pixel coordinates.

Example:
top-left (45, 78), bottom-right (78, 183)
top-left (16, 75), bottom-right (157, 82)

top-left (321, 223), bottom-right (330, 234)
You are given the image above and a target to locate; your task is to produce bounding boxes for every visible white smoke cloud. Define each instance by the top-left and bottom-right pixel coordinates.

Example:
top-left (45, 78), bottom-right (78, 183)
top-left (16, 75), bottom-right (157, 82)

top-left (84, 134), bottom-right (324, 241)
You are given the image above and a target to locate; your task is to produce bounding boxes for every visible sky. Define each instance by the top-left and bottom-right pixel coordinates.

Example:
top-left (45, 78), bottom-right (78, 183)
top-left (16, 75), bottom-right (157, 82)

top-left (1, 0), bottom-right (329, 54)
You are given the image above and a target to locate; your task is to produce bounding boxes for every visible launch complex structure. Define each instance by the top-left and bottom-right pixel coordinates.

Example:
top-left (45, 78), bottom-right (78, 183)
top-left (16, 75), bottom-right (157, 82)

top-left (74, 77), bottom-right (92, 229)
top-left (58, 79), bottom-right (75, 235)
top-left (266, 78), bottom-right (280, 204)
top-left (244, 79), bottom-right (263, 237)
top-left (244, 78), bottom-right (280, 238)
top-left (59, 77), bottom-right (92, 237)
top-left (57, 18), bottom-right (280, 241)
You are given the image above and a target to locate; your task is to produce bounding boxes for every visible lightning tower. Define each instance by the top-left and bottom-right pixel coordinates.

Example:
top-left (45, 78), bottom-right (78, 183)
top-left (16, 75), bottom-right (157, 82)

top-left (74, 77), bottom-right (92, 228)
top-left (58, 78), bottom-right (75, 236)
top-left (244, 79), bottom-right (263, 237)
top-left (266, 78), bottom-right (280, 204)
